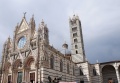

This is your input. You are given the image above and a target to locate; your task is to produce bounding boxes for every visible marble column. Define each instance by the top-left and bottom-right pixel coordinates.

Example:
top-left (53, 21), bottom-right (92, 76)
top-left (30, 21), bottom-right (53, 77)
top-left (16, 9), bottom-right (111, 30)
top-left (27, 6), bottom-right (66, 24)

top-left (115, 68), bottom-right (120, 83)
top-left (22, 69), bottom-right (25, 82)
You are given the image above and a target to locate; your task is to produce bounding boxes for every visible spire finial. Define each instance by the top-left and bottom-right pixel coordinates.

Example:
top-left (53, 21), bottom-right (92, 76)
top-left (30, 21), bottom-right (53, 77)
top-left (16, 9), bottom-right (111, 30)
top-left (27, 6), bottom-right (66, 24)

top-left (23, 12), bottom-right (27, 18)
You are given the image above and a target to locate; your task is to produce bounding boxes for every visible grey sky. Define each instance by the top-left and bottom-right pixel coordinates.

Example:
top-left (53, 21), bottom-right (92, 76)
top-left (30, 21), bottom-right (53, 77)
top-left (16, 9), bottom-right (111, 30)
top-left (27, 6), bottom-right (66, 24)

top-left (0, 0), bottom-right (120, 63)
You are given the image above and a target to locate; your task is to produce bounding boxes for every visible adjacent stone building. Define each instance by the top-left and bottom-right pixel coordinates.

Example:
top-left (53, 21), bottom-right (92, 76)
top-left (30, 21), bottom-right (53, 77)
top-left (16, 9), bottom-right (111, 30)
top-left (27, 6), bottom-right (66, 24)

top-left (0, 14), bottom-right (120, 83)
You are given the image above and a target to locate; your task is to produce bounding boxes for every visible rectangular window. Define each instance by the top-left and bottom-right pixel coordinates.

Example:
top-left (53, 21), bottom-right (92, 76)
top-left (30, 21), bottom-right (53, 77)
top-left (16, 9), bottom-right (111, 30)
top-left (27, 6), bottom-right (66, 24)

top-left (8, 75), bottom-right (11, 83)
top-left (17, 72), bottom-right (22, 83)
top-left (30, 72), bottom-right (35, 83)
top-left (72, 27), bottom-right (77, 32)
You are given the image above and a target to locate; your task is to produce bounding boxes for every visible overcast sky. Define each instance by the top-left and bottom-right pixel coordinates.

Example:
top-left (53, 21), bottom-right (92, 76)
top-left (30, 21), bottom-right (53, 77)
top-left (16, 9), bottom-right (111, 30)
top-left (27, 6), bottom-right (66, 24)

top-left (0, 0), bottom-right (120, 63)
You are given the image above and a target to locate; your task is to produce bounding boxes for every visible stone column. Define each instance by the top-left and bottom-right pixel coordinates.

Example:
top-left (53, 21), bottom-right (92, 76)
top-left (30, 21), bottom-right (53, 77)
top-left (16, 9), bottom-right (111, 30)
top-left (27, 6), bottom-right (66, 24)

top-left (26, 70), bottom-right (29, 82)
top-left (1, 71), bottom-right (5, 83)
top-left (13, 71), bottom-right (17, 83)
top-left (115, 68), bottom-right (120, 83)
top-left (22, 69), bottom-right (25, 82)
top-left (2, 71), bottom-right (6, 83)
top-left (11, 69), bottom-right (14, 83)
top-left (36, 67), bottom-right (38, 83)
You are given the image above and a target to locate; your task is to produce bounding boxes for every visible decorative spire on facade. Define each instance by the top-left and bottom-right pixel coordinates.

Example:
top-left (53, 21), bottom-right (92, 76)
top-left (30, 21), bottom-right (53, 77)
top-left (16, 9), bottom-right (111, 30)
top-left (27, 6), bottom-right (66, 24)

top-left (38, 19), bottom-right (49, 44)
top-left (29, 14), bottom-right (36, 38)
top-left (23, 12), bottom-right (27, 18)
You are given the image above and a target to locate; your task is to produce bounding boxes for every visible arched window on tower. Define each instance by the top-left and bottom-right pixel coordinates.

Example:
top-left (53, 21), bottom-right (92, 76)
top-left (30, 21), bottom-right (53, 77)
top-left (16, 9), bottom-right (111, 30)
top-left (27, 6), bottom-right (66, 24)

top-left (72, 27), bottom-right (77, 32)
top-left (76, 50), bottom-right (78, 54)
top-left (73, 33), bottom-right (77, 37)
top-left (60, 59), bottom-right (63, 72)
top-left (75, 45), bottom-right (78, 49)
top-left (93, 68), bottom-right (97, 76)
top-left (67, 63), bottom-right (69, 74)
top-left (50, 55), bottom-right (54, 69)
top-left (79, 67), bottom-right (84, 76)
top-left (74, 39), bottom-right (78, 43)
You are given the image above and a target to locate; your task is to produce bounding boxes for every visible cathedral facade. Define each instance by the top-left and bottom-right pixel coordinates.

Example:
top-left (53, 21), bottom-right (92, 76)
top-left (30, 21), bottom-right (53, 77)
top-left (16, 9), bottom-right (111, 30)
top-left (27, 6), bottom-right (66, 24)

top-left (0, 15), bottom-right (120, 83)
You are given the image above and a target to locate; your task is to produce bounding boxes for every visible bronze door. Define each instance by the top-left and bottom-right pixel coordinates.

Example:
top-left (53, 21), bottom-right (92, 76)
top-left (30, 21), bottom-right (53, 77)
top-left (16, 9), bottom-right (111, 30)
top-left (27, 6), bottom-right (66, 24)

top-left (30, 72), bottom-right (35, 83)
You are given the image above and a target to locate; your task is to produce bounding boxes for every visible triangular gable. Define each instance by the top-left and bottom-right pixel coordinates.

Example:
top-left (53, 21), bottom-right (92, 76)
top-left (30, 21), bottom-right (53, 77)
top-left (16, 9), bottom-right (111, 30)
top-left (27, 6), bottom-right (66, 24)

top-left (17, 18), bottom-right (29, 34)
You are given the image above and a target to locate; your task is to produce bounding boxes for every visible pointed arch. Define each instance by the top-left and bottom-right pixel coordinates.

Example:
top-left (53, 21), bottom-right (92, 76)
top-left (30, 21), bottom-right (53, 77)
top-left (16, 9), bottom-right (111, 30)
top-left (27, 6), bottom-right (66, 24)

top-left (4, 62), bottom-right (11, 71)
top-left (24, 56), bottom-right (35, 69)
top-left (12, 59), bottom-right (22, 69)
top-left (17, 17), bottom-right (29, 34)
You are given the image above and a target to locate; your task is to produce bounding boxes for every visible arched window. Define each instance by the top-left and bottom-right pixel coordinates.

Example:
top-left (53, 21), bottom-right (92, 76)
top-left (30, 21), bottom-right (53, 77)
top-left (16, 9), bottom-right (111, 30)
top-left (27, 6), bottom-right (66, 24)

top-left (67, 63), bottom-right (69, 74)
top-left (75, 45), bottom-right (78, 49)
top-left (80, 67), bottom-right (84, 76)
top-left (93, 68), bottom-right (97, 76)
top-left (50, 55), bottom-right (54, 69)
top-left (73, 33), bottom-right (77, 37)
top-left (60, 59), bottom-right (63, 72)
top-left (74, 39), bottom-right (78, 43)
top-left (76, 50), bottom-right (78, 54)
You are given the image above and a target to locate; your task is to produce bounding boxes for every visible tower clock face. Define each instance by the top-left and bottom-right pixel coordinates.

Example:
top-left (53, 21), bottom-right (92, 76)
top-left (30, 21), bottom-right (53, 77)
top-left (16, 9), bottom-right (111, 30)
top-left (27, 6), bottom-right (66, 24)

top-left (18, 36), bottom-right (26, 48)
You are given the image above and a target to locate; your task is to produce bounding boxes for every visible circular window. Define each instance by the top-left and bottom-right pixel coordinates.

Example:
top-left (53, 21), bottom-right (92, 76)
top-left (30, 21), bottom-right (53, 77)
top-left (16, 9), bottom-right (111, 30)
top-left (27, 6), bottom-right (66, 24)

top-left (18, 36), bottom-right (26, 48)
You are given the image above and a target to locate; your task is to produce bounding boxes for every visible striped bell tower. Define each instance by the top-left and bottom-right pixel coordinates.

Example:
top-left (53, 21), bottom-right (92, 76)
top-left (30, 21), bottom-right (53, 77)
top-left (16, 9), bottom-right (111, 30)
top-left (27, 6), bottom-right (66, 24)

top-left (69, 15), bottom-right (85, 63)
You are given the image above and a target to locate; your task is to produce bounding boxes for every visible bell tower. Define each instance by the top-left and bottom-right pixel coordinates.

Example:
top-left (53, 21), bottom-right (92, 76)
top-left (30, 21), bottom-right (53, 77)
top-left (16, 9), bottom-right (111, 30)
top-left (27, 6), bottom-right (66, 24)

top-left (69, 15), bottom-right (85, 63)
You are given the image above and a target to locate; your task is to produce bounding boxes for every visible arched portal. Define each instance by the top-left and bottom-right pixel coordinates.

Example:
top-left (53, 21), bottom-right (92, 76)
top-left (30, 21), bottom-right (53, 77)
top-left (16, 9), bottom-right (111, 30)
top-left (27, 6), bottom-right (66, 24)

top-left (102, 65), bottom-right (118, 83)
top-left (12, 59), bottom-right (23, 83)
top-left (3, 62), bottom-right (11, 83)
top-left (24, 56), bottom-right (35, 83)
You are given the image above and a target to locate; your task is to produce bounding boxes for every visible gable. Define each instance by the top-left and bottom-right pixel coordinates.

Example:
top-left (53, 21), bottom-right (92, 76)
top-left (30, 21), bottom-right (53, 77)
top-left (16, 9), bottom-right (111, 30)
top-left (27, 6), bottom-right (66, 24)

top-left (17, 18), bottom-right (29, 34)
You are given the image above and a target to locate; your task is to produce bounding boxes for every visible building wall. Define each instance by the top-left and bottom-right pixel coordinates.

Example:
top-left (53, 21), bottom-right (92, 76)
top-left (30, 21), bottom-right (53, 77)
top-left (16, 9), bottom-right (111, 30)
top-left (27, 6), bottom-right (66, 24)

top-left (0, 15), bottom-right (120, 83)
